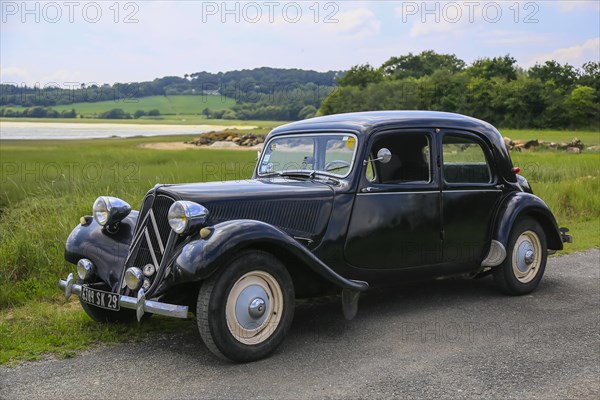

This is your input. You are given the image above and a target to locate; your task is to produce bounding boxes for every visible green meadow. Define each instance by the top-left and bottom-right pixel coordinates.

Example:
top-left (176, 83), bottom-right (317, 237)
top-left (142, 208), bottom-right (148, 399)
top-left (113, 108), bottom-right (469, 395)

top-left (0, 126), bottom-right (598, 365)
top-left (3, 95), bottom-right (237, 117)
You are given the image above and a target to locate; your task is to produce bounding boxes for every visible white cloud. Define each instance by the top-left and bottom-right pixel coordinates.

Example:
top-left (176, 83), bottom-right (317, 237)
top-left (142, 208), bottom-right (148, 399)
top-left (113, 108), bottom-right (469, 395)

top-left (0, 66), bottom-right (32, 83)
top-left (480, 30), bottom-right (548, 46)
top-left (324, 8), bottom-right (381, 39)
top-left (553, 0), bottom-right (600, 13)
top-left (526, 38), bottom-right (600, 67)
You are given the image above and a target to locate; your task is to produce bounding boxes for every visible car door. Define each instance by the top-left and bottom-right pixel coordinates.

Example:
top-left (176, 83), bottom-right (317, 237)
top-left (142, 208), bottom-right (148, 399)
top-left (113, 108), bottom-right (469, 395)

top-left (440, 130), bottom-right (503, 269)
top-left (344, 130), bottom-right (442, 269)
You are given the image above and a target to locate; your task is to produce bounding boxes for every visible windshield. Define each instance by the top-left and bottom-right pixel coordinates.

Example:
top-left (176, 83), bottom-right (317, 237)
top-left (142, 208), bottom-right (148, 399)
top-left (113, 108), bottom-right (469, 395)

top-left (258, 133), bottom-right (358, 178)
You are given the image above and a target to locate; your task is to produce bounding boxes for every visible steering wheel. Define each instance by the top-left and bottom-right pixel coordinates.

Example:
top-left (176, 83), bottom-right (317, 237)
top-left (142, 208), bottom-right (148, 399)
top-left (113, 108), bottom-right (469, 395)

top-left (324, 160), bottom-right (351, 172)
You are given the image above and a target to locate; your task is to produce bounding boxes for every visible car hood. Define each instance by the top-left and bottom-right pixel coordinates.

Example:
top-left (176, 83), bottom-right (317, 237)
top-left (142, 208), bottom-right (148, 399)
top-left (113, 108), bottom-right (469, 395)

top-left (158, 179), bottom-right (335, 240)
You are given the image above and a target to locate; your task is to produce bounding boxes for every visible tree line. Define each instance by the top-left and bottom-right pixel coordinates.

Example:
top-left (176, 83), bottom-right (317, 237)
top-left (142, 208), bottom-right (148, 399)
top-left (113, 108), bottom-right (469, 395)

top-left (0, 107), bottom-right (76, 118)
top-left (0, 67), bottom-right (340, 108)
top-left (320, 51), bottom-right (599, 129)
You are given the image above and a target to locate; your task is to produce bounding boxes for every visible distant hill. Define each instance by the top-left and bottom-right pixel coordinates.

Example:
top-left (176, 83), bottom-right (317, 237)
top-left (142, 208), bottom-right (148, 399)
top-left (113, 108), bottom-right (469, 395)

top-left (0, 67), bottom-right (343, 108)
top-left (1, 95), bottom-right (236, 117)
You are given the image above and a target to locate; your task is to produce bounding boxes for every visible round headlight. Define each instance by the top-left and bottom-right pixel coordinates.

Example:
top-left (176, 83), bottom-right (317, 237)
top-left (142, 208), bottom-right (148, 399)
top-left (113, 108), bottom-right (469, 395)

top-left (124, 267), bottom-right (143, 291)
top-left (167, 201), bottom-right (209, 235)
top-left (93, 197), bottom-right (110, 226)
top-left (92, 196), bottom-right (131, 226)
top-left (77, 259), bottom-right (95, 281)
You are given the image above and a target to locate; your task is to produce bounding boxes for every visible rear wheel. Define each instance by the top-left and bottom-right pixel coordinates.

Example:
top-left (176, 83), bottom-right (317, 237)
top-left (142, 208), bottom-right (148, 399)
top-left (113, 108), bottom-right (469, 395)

top-left (197, 250), bottom-right (294, 362)
top-left (493, 217), bottom-right (547, 295)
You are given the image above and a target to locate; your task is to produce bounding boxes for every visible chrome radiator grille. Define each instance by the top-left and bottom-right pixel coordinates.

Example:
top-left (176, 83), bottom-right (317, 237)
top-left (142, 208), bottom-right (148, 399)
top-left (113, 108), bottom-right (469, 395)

top-left (121, 193), bottom-right (175, 293)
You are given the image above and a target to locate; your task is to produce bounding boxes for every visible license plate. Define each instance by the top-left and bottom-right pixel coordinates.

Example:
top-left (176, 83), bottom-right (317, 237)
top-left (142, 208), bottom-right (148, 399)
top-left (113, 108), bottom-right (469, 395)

top-left (80, 286), bottom-right (120, 311)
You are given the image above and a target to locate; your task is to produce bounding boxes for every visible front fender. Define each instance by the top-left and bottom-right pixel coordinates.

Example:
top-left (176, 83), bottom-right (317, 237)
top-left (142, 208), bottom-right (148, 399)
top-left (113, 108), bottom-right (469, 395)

top-left (64, 211), bottom-right (138, 292)
top-left (173, 219), bottom-right (369, 291)
top-left (492, 192), bottom-right (563, 251)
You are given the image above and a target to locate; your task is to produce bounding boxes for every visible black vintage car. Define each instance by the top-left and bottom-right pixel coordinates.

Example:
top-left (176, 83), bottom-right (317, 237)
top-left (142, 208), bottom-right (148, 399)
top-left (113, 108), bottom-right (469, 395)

top-left (59, 111), bottom-right (572, 362)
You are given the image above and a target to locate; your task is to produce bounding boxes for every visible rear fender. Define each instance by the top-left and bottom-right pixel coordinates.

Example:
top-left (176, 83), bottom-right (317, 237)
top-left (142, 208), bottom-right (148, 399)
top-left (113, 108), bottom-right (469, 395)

top-left (483, 192), bottom-right (563, 266)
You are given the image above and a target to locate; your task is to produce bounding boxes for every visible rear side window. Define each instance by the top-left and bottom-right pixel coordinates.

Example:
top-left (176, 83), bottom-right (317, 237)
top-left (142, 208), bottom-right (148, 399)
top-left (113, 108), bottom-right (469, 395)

top-left (443, 135), bottom-right (491, 184)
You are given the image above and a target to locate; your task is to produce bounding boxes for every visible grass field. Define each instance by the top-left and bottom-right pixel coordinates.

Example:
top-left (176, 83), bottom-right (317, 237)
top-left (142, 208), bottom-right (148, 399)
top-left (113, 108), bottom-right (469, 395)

top-left (0, 128), bottom-right (598, 365)
top-left (2, 95), bottom-right (237, 117)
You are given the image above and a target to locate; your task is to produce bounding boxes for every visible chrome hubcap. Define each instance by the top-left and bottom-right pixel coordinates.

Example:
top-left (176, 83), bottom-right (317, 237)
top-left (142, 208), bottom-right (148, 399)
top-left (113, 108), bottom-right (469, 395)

top-left (234, 286), bottom-right (269, 330)
top-left (516, 241), bottom-right (534, 273)
top-left (512, 230), bottom-right (542, 283)
top-left (225, 271), bottom-right (284, 345)
top-left (524, 249), bottom-right (535, 265)
top-left (248, 297), bottom-right (266, 318)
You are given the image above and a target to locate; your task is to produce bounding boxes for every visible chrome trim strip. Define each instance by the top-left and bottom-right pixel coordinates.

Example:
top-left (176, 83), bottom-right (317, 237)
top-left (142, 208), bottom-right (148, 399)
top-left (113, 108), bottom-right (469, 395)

top-left (149, 211), bottom-right (165, 254)
top-left (58, 278), bottom-right (188, 319)
top-left (144, 228), bottom-right (161, 269)
top-left (442, 189), bottom-right (503, 192)
top-left (357, 190), bottom-right (438, 195)
top-left (481, 240), bottom-right (507, 267)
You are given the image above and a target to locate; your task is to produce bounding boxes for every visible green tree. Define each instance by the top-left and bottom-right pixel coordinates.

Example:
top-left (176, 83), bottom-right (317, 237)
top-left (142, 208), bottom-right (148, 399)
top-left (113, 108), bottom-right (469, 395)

top-left (529, 61), bottom-right (577, 90)
top-left (382, 50), bottom-right (465, 79)
top-left (468, 55), bottom-right (518, 81)
top-left (567, 86), bottom-right (597, 128)
top-left (221, 109), bottom-right (237, 120)
top-left (133, 110), bottom-right (147, 119)
top-left (99, 108), bottom-right (131, 119)
top-left (336, 64), bottom-right (383, 88)
top-left (298, 105), bottom-right (317, 119)
top-left (147, 109), bottom-right (160, 116)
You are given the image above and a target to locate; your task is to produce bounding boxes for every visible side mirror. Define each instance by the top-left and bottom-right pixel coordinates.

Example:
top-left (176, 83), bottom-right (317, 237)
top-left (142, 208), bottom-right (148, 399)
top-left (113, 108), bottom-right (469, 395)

top-left (375, 148), bottom-right (392, 164)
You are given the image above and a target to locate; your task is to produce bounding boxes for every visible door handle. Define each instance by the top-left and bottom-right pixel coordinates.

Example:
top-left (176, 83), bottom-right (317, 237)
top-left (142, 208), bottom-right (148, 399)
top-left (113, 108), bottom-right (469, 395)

top-left (361, 187), bottom-right (381, 193)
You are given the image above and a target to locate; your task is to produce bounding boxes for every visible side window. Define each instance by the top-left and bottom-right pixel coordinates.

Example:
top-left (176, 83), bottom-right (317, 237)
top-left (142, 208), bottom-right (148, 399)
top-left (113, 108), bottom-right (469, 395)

top-left (365, 160), bottom-right (375, 181)
top-left (369, 133), bottom-right (431, 184)
top-left (442, 135), bottom-right (492, 184)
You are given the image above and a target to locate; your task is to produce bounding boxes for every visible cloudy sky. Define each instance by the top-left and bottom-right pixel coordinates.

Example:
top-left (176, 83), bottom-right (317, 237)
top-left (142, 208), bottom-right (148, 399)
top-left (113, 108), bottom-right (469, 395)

top-left (1, 0), bottom-right (598, 86)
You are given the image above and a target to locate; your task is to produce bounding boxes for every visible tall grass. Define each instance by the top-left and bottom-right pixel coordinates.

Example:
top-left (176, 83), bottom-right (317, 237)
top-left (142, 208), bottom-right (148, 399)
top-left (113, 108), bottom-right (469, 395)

top-left (1, 137), bottom-right (256, 307)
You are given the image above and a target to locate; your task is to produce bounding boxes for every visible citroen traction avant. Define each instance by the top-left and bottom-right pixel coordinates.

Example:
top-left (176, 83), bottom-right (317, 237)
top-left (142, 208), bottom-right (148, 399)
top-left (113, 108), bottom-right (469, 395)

top-left (59, 111), bottom-right (571, 362)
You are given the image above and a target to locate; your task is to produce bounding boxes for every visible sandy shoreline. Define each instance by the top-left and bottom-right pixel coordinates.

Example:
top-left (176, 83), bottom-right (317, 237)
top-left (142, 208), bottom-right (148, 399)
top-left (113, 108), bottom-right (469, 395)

top-left (0, 121), bottom-right (257, 140)
top-left (0, 121), bottom-right (256, 131)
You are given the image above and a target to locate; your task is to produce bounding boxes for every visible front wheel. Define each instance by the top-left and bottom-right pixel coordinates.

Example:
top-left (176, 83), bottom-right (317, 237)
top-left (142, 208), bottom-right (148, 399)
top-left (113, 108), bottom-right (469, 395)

top-left (197, 250), bottom-right (295, 362)
top-left (493, 217), bottom-right (548, 295)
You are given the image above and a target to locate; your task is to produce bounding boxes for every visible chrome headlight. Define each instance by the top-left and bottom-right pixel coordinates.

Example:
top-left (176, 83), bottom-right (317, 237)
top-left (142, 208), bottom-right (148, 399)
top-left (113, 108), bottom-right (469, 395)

top-left (167, 201), bottom-right (209, 235)
top-left (124, 267), bottom-right (143, 291)
top-left (77, 259), bottom-right (95, 282)
top-left (92, 196), bottom-right (131, 226)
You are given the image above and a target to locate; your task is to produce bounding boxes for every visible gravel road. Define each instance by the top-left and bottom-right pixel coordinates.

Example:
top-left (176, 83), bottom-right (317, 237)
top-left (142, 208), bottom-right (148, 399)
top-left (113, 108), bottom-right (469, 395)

top-left (2, 250), bottom-right (598, 399)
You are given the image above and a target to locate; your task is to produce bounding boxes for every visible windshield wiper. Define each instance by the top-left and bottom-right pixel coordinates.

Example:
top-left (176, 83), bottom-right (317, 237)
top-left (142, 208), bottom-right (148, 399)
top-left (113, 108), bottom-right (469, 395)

top-left (263, 170), bottom-right (340, 185)
top-left (278, 170), bottom-right (316, 179)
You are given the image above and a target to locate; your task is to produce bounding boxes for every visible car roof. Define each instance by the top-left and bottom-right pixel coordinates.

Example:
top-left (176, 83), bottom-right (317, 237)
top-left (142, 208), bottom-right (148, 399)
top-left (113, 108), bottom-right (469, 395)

top-left (268, 110), bottom-right (515, 182)
top-left (270, 110), bottom-right (500, 139)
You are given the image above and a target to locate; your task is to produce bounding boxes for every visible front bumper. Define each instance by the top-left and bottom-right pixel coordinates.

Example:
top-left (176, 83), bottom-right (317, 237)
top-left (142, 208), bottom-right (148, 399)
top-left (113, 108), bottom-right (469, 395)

top-left (58, 273), bottom-right (188, 321)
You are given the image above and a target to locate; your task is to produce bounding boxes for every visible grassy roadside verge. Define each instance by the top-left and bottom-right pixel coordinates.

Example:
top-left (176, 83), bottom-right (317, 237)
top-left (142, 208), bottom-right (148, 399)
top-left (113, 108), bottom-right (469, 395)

top-left (0, 300), bottom-right (196, 365)
top-left (1, 129), bottom-right (598, 365)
